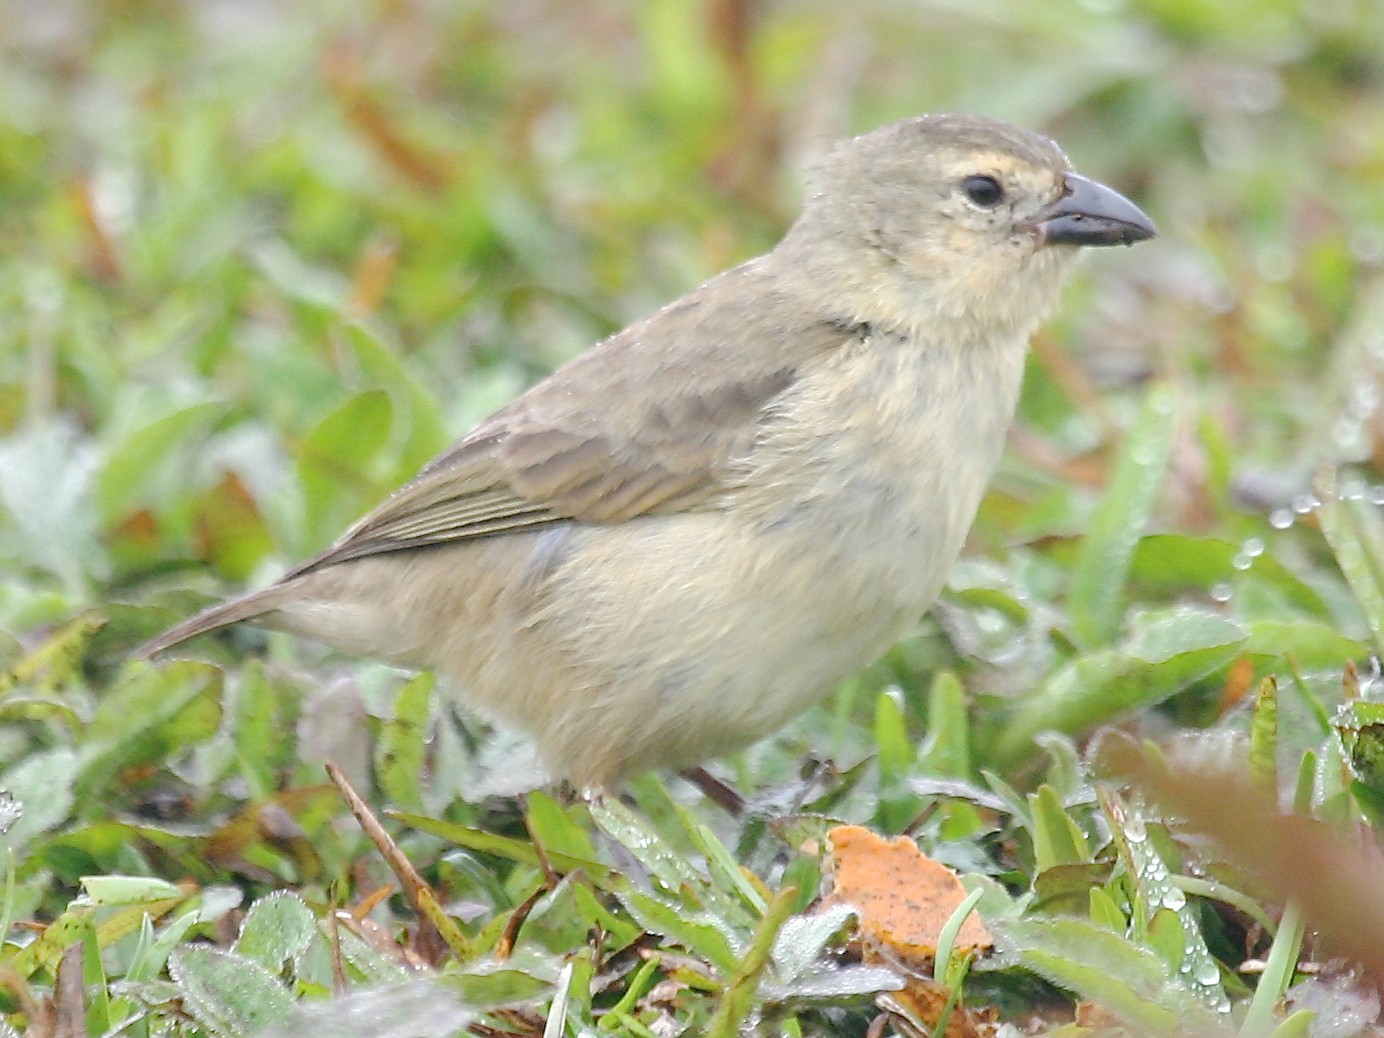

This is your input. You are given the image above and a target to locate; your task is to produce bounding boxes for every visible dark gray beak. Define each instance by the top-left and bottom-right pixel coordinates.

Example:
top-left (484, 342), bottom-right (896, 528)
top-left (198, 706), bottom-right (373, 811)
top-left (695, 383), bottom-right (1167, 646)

top-left (1033, 172), bottom-right (1157, 247)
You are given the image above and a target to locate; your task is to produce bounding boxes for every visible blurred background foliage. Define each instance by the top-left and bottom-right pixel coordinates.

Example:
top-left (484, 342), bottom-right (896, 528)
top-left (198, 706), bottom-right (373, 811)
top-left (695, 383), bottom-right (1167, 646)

top-left (4, 0), bottom-right (1384, 1034)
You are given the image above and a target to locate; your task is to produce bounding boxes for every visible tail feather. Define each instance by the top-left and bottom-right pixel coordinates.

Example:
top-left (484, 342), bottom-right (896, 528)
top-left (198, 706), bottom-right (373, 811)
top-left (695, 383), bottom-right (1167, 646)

top-left (134, 585), bottom-right (296, 659)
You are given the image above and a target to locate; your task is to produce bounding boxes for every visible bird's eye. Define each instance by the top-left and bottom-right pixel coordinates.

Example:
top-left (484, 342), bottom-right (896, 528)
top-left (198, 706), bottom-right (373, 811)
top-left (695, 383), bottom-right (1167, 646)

top-left (962, 175), bottom-right (1004, 208)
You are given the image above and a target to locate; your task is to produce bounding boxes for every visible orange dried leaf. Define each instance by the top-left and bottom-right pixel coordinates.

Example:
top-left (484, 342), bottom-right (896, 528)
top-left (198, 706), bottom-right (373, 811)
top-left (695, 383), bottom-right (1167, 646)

top-left (825, 824), bottom-right (993, 965)
top-left (879, 980), bottom-right (994, 1038)
top-left (352, 883), bottom-right (397, 922)
top-left (1218, 656), bottom-right (1255, 714)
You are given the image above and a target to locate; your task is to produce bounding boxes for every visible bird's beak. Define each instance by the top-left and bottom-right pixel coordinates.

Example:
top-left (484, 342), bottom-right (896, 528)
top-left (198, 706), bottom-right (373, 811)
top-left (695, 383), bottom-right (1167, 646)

top-left (1032, 172), bottom-right (1157, 247)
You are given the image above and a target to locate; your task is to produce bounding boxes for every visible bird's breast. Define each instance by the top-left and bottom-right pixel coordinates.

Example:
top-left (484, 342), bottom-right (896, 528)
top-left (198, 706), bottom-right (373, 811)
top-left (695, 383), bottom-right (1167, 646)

top-left (730, 329), bottom-right (1029, 614)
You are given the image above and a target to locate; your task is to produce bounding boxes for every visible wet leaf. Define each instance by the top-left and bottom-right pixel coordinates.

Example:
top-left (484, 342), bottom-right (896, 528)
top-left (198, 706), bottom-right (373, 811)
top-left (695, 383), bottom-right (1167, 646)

top-left (169, 945), bottom-right (295, 1036)
top-left (374, 672), bottom-right (432, 812)
top-left (0, 746), bottom-right (77, 851)
top-left (1069, 384), bottom-right (1177, 647)
top-left (233, 891), bottom-right (319, 971)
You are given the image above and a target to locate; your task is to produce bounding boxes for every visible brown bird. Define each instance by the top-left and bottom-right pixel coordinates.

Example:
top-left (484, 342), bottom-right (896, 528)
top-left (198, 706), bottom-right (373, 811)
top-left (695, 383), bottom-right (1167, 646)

top-left (138, 114), bottom-right (1155, 790)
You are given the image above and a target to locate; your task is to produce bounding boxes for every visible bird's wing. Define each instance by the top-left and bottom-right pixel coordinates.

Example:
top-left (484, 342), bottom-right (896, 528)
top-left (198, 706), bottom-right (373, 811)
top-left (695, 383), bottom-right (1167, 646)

top-left (285, 261), bottom-right (857, 578)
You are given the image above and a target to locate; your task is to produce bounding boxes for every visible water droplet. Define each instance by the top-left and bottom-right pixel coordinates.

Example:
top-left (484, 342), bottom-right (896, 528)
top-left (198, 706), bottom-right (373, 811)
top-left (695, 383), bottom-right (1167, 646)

top-left (1372, 485), bottom-right (1384, 506)
top-left (1269, 508), bottom-right (1294, 529)
top-left (1231, 553), bottom-right (1252, 571)
top-left (1291, 493), bottom-right (1320, 515)
top-left (1162, 888), bottom-right (1187, 910)
top-left (1342, 476), bottom-right (1368, 501)
top-left (1124, 816), bottom-right (1147, 843)
top-left (1209, 583), bottom-right (1233, 603)
top-left (1241, 537), bottom-right (1265, 558)
top-left (1196, 961), bottom-right (1221, 986)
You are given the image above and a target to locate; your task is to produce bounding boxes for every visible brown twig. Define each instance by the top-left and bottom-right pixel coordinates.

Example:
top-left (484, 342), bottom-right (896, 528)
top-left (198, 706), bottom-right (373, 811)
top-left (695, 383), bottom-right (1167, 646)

top-left (325, 760), bottom-right (472, 964)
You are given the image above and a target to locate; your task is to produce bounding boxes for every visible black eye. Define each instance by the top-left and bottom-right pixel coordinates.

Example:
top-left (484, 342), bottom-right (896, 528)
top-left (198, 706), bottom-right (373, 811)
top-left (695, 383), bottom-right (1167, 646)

top-left (962, 175), bottom-right (1004, 208)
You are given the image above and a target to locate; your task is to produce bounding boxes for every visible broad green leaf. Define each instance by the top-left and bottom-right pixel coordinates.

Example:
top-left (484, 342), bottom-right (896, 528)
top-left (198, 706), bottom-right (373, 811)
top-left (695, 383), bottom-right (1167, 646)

top-left (1029, 784), bottom-right (1091, 870)
top-left (79, 875), bottom-right (186, 906)
top-left (233, 662), bottom-right (282, 801)
top-left (96, 400), bottom-right (225, 521)
top-left (169, 945), bottom-right (295, 1036)
top-left (1102, 793), bottom-right (1228, 1013)
top-left (1243, 620), bottom-right (1366, 668)
top-left (374, 672), bottom-right (433, 811)
top-left (451, 958), bottom-right (558, 1008)
top-left (190, 471), bottom-right (277, 581)
top-left (0, 421), bottom-right (101, 590)
top-left (295, 389), bottom-right (393, 548)
top-left (523, 874), bottom-right (597, 954)
top-left (524, 790), bottom-right (599, 863)
top-left (0, 747), bottom-right (77, 851)
top-left (346, 324), bottom-right (450, 477)
top-left (1088, 886), bottom-right (1126, 932)
top-left (9, 906), bottom-right (90, 977)
top-left (1146, 907), bottom-right (1185, 972)
top-left (335, 927), bottom-right (411, 985)
top-left (1005, 917), bottom-right (1227, 1035)
top-left (918, 671), bottom-right (972, 778)
top-left (770, 903), bottom-right (855, 983)
top-left (1034, 863), bottom-right (1108, 915)
top-left (588, 798), bottom-right (701, 894)
top-left (1316, 468), bottom-right (1384, 654)
top-left (570, 882), bottom-right (642, 949)
top-left (233, 891), bottom-right (319, 971)
top-left (687, 819), bottom-right (766, 920)
top-left (1070, 384), bottom-right (1177, 647)
top-left (1128, 534), bottom-right (1327, 617)
top-left (82, 925), bottom-right (111, 1035)
top-left (873, 688), bottom-right (915, 832)
top-left (873, 687), bottom-right (913, 783)
top-left (392, 812), bottom-right (617, 886)
top-left (77, 662), bottom-right (223, 799)
top-left (255, 980), bottom-right (476, 1037)
top-left (617, 887), bottom-right (738, 975)
top-left (994, 607), bottom-right (1245, 763)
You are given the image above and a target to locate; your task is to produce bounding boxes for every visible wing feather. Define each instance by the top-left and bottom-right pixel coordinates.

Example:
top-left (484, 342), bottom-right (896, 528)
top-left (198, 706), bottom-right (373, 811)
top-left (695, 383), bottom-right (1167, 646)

top-left (285, 259), bottom-right (859, 579)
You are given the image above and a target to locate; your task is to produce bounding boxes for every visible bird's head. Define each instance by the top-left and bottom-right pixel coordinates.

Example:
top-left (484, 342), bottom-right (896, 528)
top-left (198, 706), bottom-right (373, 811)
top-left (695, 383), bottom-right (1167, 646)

top-left (781, 114), bottom-right (1156, 338)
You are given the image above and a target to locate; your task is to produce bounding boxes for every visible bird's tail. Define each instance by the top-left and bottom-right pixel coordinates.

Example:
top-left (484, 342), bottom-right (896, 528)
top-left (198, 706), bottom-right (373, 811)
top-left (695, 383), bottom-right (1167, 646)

top-left (134, 585), bottom-right (296, 659)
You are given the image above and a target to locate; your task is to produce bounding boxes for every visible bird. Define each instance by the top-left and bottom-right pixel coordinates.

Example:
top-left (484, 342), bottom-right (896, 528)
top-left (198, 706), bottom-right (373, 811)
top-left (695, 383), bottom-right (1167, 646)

top-left (137, 113), bottom-right (1156, 791)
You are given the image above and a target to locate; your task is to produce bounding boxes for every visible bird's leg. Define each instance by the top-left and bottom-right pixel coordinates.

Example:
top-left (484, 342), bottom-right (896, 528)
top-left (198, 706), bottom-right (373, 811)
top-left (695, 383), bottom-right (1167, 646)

top-left (680, 766), bottom-right (745, 816)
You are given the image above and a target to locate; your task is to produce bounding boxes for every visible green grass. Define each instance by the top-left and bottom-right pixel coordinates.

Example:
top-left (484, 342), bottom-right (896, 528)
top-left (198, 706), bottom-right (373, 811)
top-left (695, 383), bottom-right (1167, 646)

top-left (4, 1), bottom-right (1384, 1034)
